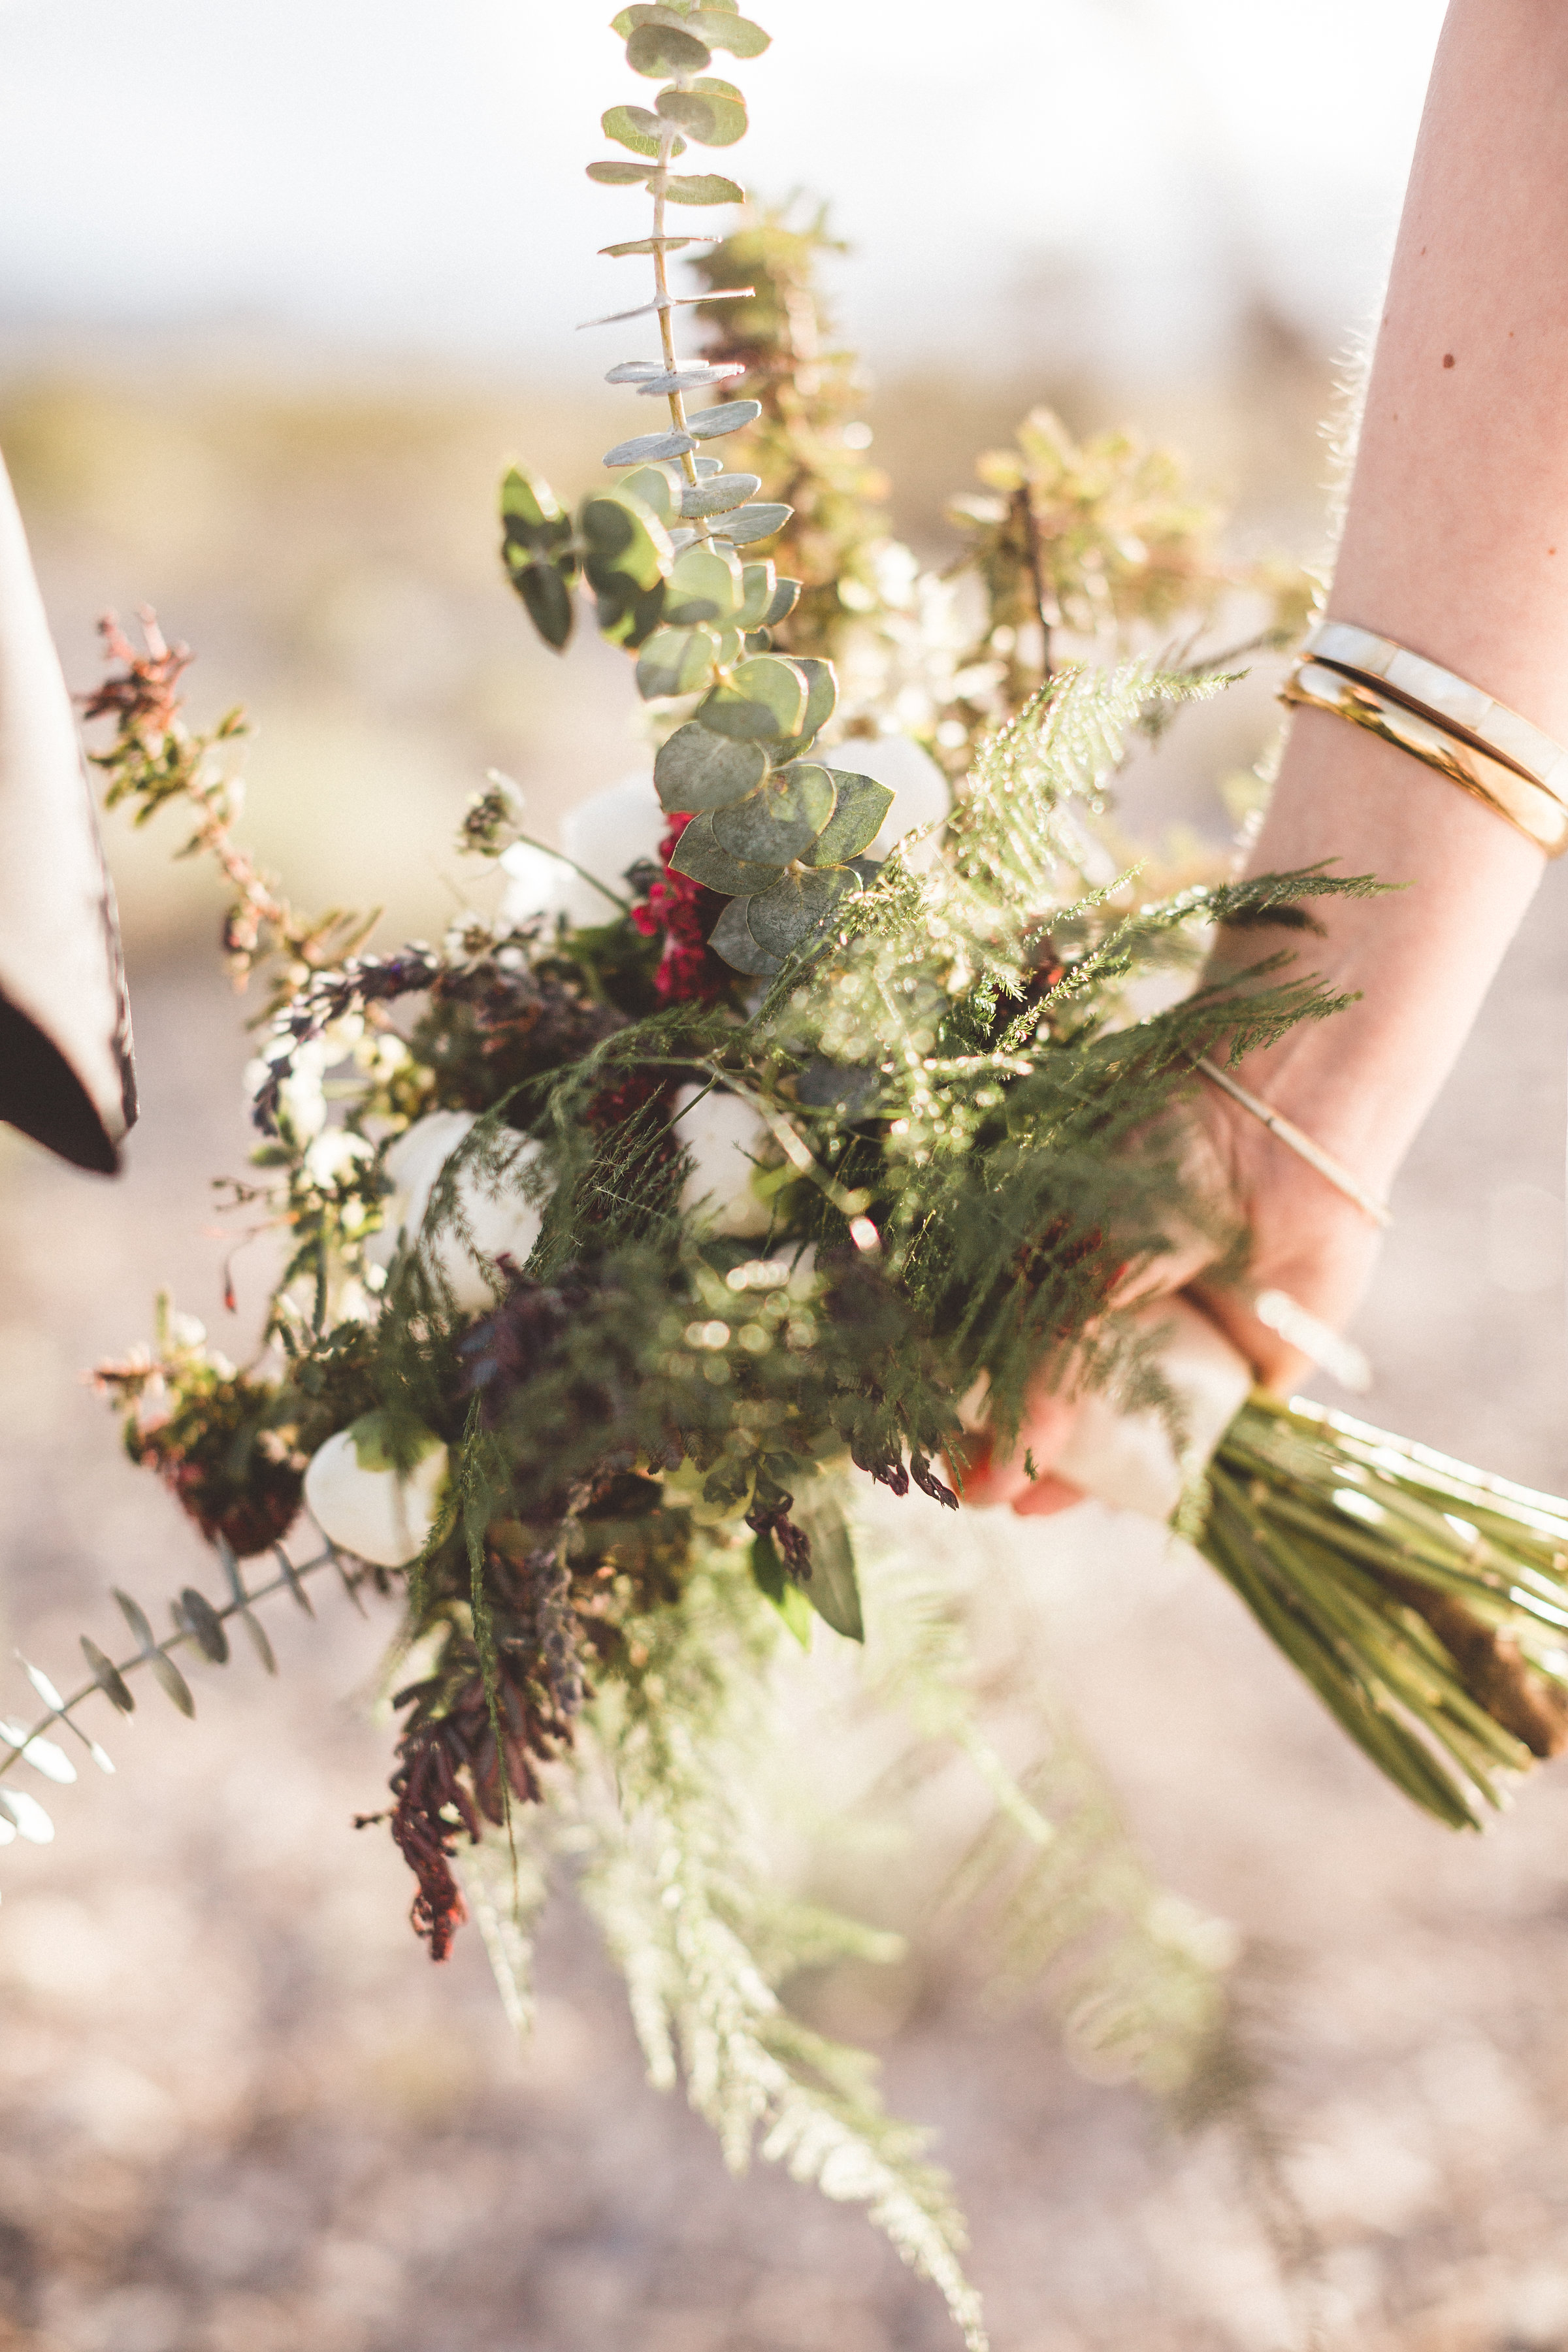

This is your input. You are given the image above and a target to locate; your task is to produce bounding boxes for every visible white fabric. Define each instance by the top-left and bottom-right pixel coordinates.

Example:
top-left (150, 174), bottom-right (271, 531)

top-left (1051, 1298), bottom-right (1252, 1522)
top-left (0, 447), bottom-right (135, 1166)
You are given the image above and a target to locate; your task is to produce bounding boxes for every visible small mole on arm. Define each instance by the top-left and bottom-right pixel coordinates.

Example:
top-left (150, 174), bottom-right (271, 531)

top-left (1443, 353), bottom-right (1456, 368)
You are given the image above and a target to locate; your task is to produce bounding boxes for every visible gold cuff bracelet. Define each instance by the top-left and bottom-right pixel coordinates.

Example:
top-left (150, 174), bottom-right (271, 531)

top-left (1303, 621), bottom-right (1568, 802)
top-left (1281, 658), bottom-right (1568, 858)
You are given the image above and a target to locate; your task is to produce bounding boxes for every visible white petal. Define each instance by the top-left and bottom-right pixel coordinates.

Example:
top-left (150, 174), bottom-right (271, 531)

top-left (561, 773), bottom-right (665, 897)
top-left (500, 775), bottom-right (666, 932)
top-left (367, 1110), bottom-right (545, 1310)
top-left (673, 1083), bottom-right (772, 1238)
top-left (499, 842), bottom-right (602, 932)
top-left (304, 1424), bottom-right (448, 1569)
top-left (831, 734), bottom-right (951, 858)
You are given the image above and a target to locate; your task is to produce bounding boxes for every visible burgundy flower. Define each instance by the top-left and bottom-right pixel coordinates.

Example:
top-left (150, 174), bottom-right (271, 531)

top-left (630, 814), bottom-right (735, 1004)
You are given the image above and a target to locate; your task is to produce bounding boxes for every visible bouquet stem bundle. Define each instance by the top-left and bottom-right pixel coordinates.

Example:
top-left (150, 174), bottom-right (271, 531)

top-left (1205, 1396), bottom-right (1568, 1828)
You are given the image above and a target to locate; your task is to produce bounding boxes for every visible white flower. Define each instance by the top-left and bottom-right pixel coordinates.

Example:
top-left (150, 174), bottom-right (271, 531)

top-left (365, 1108), bottom-right (545, 1313)
top-left (830, 734), bottom-right (951, 858)
top-left (304, 1411), bottom-right (448, 1568)
top-left (303, 1127), bottom-right (372, 1188)
top-left (245, 1038), bottom-right (328, 1141)
top-left (672, 1083), bottom-right (773, 1237)
top-left (500, 773), bottom-right (665, 931)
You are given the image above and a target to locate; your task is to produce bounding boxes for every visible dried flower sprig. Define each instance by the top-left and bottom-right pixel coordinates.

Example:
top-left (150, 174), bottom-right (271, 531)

top-left (84, 610), bottom-right (376, 998)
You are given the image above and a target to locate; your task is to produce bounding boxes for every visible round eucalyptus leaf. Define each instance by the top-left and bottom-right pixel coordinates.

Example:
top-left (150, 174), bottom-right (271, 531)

top-left (688, 399), bottom-right (762, 441)
top-left (680, 471), bottom-right (762, 519)
top-left (747, 864), bottom-right (860, 958)
top-left (80, 1635), bottom-right (134, 1714)
top-left (696, 653), bottom-right (809, 742)
top-left (709, 501), bottom-right (793, 546)
top-left (669, 813), bottom-right (784, 896)
top-left (598, 235), bottom-right (708, 257)
top-left (655, 722), bottom-right (768, 811)
top-left (633, 362), bottom-right (745, 397)
top-left (636, 624), bottom-right (722, 701)
top-left (736, 560), bottom-right (776, 629)
top-left (510, 560), bottom-right (576, 650)
top-left (664, 172), bottom-right (745, 208)
top-left (500, 464), bottom-right (572, 546)
top-left (602, 103), bottom-right (670, 157)
top-left (764, 575), bottom-right (802, 627)
top-left (579, 488), bottom-right (672, 591)
top-left (114, 1587), bottom-right (155, 1649)
top-left (593, 575), bottom-right (667, 649)
top-left (587, 159), bottom-right (655, 186)
top-left (605, 360), bottom-right (666, 384)
top-left (709, 894), bottom-right (784, 978)
top-left (802, 770), bottom-right (894, 866)
top-left (712, 762), bottom-right (836, 864)
top-left (178, 1587), bottom-right (231, 1665)
top-left (614, 462), bottom-right (681, 525)
top-left (664, 541), bottom-right (745, 625)
top-left (690, 8), bottom-right (770, 56)
top-left (150, 1650), bottom-right (197, 1718)
top-left (242, 1610), bottom-right (278, 1676)
top-left (691, 454), bottom-right (725, 478)
top-left (626, 20), bottom-right (711, 75)
top-left (604, 428), bottom-right (696, 468)
top-left (768, 656), bottom-right (838, 759)
top-left (657, 84), bottom-right (747, 146)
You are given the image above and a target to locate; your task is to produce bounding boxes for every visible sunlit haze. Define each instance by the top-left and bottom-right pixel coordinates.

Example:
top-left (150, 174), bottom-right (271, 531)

top-left (0, 0), bottom-right (1447, 374)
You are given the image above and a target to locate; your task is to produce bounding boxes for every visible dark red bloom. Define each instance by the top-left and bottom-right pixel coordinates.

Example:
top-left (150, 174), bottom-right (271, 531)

top-left (630, 815), bottom-right (734, 1004)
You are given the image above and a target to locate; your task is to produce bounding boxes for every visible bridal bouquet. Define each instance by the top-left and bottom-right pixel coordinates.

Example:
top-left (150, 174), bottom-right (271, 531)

top-left (7, 8), bottom-right (1568, 2340)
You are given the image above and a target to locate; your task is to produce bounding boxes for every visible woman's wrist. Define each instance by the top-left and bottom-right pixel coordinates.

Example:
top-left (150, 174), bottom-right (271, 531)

top-left (1205, 708), bottom-right (1544, 1198)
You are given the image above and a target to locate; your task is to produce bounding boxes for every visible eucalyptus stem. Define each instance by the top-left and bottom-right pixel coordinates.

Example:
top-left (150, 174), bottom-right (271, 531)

top-left (648, 115), bottom-right (717, 550)
top-left (0, 1537), bottom-right (367, 1794)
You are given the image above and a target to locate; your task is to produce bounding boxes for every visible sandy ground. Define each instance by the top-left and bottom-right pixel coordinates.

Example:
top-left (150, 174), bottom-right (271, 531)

top-left (3, 356), bottom-right (1568, 2352)
top-left (1, 825), bottom-right (1567, 2352)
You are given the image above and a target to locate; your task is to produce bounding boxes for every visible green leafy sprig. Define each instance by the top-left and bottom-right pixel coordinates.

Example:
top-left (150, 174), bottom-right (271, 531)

top-left (499, 2), bottom-right (896, 975)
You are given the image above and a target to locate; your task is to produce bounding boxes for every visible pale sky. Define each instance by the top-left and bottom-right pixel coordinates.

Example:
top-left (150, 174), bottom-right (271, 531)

top-left (0, 0), bottom-right (1448, 373)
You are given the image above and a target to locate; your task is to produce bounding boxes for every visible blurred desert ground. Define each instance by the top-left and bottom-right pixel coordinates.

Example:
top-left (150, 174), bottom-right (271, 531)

top-left (2, 314), bottom-right (1568, 2352)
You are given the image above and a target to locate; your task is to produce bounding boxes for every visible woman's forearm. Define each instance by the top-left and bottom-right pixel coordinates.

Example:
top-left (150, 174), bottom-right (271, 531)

top-left (1218, 0), bottom-right (1568, 1194)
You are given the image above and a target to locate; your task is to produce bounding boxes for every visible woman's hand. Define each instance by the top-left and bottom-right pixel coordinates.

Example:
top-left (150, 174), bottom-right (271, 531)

top-left (963, 0), bottom-right (1568, 1520)
top-left (953, 1072), bottom-right (1388, 1517)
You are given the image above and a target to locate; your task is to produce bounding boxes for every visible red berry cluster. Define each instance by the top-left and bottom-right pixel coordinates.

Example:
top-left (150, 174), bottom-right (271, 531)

top-left (630, 814), bottom-right (734, 1004)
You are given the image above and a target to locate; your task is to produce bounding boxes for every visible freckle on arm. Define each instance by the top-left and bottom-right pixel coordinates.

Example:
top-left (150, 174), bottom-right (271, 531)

top-left (1443, 352), bottom-right (1456, 368)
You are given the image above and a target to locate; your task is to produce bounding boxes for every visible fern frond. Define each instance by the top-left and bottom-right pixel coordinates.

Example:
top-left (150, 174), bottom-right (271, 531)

top-left (851, 1505), bottom-right (1233, 2102)
top-left (459, 1825), bottom-right (553, 2041)
top-left (572, 1546), bottom-right (990, 2350)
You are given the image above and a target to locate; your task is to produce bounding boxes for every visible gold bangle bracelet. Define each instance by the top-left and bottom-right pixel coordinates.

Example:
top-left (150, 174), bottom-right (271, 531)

top-left (1193, 1054), bottom-right (1393, 1229)
top-left (1305, 620), bottom-right (1568, 802)
top-left (1281, 659), bottom-right (1568, 858)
